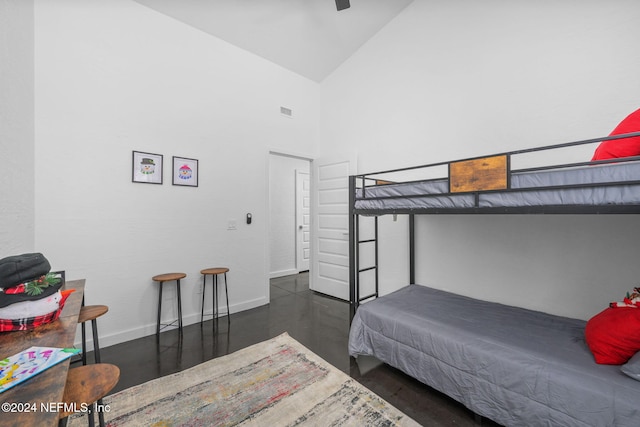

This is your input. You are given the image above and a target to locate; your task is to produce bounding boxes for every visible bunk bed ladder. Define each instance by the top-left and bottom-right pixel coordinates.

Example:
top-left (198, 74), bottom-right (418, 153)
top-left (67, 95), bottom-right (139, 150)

top-left (349, 176), bottom-right (379, 312)
top-left (358, 215), bottom-right (379, 305)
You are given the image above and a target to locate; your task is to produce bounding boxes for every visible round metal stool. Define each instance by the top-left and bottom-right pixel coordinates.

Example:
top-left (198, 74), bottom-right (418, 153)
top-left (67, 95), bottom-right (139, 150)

top-left (78, 305), bottom-right (108, 365)
top-left (59, 363), bottom-right (120, 427)
top-left (152, 272), bottom-right (186, 335)
top-left (200, 267), bottom-right (230, 326)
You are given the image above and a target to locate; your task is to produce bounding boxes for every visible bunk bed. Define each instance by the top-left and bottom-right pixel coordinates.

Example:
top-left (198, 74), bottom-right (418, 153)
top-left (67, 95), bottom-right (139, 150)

top-left (347, 131), bottom-right (640, 427)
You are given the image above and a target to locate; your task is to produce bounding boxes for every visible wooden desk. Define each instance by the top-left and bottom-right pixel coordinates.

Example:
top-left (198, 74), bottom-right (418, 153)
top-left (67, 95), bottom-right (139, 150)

top-left (0, 279), bottom-right (85, 427)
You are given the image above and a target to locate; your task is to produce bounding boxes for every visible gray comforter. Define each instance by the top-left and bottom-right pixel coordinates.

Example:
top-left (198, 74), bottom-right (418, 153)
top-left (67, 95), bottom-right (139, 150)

top-left (348, 285), bottom-right (640, 426)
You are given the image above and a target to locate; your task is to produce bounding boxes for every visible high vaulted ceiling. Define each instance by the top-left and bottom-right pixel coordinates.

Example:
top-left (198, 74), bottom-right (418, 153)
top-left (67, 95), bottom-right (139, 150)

top-left (133, 0), bottom-right (414, 82)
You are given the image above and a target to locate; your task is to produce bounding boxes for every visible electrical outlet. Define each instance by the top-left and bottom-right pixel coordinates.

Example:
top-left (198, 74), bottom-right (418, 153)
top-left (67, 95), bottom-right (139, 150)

top-left (227, 220), bottom-right (237, 230)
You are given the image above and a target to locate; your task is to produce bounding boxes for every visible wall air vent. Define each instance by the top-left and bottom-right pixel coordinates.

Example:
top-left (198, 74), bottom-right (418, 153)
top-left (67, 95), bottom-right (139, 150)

top-left (280, 106), bottom-right (293, 118)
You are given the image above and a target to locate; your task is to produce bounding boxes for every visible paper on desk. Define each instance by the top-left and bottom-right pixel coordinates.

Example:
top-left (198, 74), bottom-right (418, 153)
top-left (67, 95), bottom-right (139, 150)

top-left (0, 346), bottom-right (81, 393)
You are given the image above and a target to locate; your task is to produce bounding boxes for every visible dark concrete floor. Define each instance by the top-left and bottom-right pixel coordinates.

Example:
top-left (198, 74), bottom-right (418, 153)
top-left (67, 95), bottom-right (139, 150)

top-left (95, 273), bottom-right (500, 426)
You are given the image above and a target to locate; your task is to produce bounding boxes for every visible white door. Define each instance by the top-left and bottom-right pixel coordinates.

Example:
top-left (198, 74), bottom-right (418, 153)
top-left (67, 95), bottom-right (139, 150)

top-left (310, 155), bottom-right (355, 300)
top-left (296, 170), bottom-right (310, 272)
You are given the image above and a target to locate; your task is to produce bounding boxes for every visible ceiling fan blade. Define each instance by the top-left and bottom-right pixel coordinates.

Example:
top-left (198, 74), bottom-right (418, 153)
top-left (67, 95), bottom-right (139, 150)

top-left (335, 0), bottom-right (350, 11)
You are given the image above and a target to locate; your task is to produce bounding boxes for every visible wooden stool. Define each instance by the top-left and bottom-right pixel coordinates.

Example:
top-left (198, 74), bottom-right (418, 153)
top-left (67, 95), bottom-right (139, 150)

top-left (152, 273), bottom-right (185, 335)
top-left (78, 305), bottom-right (108, 365)
top-left (200, 268), bottom-right (230, 326)
top-left (59, 364), bottom-right (120, 427)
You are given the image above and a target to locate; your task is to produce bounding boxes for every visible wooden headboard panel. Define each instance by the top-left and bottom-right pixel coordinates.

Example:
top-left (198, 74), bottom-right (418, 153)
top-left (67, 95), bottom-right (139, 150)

top-left (449, 155), bottom-right (508, 193)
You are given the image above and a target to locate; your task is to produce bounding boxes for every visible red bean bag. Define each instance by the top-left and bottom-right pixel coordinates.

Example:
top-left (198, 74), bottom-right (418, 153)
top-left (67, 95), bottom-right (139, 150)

top-left (592, 108), bottom-right (640, 160)
top-left (585, 306), bottom-right (640, 364)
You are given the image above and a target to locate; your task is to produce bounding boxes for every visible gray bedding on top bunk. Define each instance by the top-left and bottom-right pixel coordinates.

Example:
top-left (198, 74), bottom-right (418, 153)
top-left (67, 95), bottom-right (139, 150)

top-left (348, 285), bottom-right (640, 427)
top-left (355, 160), bottom-right (640, 210)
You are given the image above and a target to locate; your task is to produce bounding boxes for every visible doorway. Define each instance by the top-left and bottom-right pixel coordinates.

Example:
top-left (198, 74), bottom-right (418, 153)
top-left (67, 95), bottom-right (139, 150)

top-left (268, 152), bottom-right (312, 279)
top-left (268, 151), bottom-right (355, 302)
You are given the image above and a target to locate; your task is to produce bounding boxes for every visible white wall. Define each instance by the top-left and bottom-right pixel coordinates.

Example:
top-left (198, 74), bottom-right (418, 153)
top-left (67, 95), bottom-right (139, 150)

top-left (269, 153), bottom-right (310, 278)
top-left (320, 0), bottom-right (640, 320)
top-left (30, 0), bottom-right (319, 346)
top-left (0, 0), bottom-right (35, 255)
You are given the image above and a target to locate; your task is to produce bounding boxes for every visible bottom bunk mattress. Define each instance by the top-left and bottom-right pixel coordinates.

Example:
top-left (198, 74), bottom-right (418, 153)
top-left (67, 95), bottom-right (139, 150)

top-left (348, 285), bottom-right (640, 427)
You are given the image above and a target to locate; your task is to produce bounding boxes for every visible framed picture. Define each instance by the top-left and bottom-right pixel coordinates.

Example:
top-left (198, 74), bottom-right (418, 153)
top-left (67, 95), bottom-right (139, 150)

top-left (132, 151), bottom-right (163, 184)
top-left (173, 156), bottom-right (199, 187)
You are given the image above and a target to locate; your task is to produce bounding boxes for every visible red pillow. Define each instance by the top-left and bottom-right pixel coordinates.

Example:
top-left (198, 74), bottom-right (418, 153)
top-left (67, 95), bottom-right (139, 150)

top-left (585, 307), bottom-right (640, 364)
top-left (592, 108), bottom-right (640, 160)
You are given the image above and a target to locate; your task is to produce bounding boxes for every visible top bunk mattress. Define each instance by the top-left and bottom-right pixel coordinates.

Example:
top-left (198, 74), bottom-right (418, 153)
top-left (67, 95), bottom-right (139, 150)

top-left (348, 285), bottom-right (640, 427)
top-left (354, 160), bottom-right (640, 213)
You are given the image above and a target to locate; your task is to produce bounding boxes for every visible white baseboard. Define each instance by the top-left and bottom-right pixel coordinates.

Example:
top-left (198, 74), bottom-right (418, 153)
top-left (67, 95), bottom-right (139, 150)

top-left (77, 296), bottom-right (269, 350)
top-left (269, 269), bottom-right (298, 279)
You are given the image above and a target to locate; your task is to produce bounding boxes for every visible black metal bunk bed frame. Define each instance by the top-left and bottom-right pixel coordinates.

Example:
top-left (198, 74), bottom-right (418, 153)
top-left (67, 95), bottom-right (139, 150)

top-left (348, 131), bottom-right (640, 311)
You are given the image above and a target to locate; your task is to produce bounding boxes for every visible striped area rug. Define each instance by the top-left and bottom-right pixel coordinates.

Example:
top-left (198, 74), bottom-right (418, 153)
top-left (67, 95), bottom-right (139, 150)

top-left (68, 333), bottom-right (419, 426)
